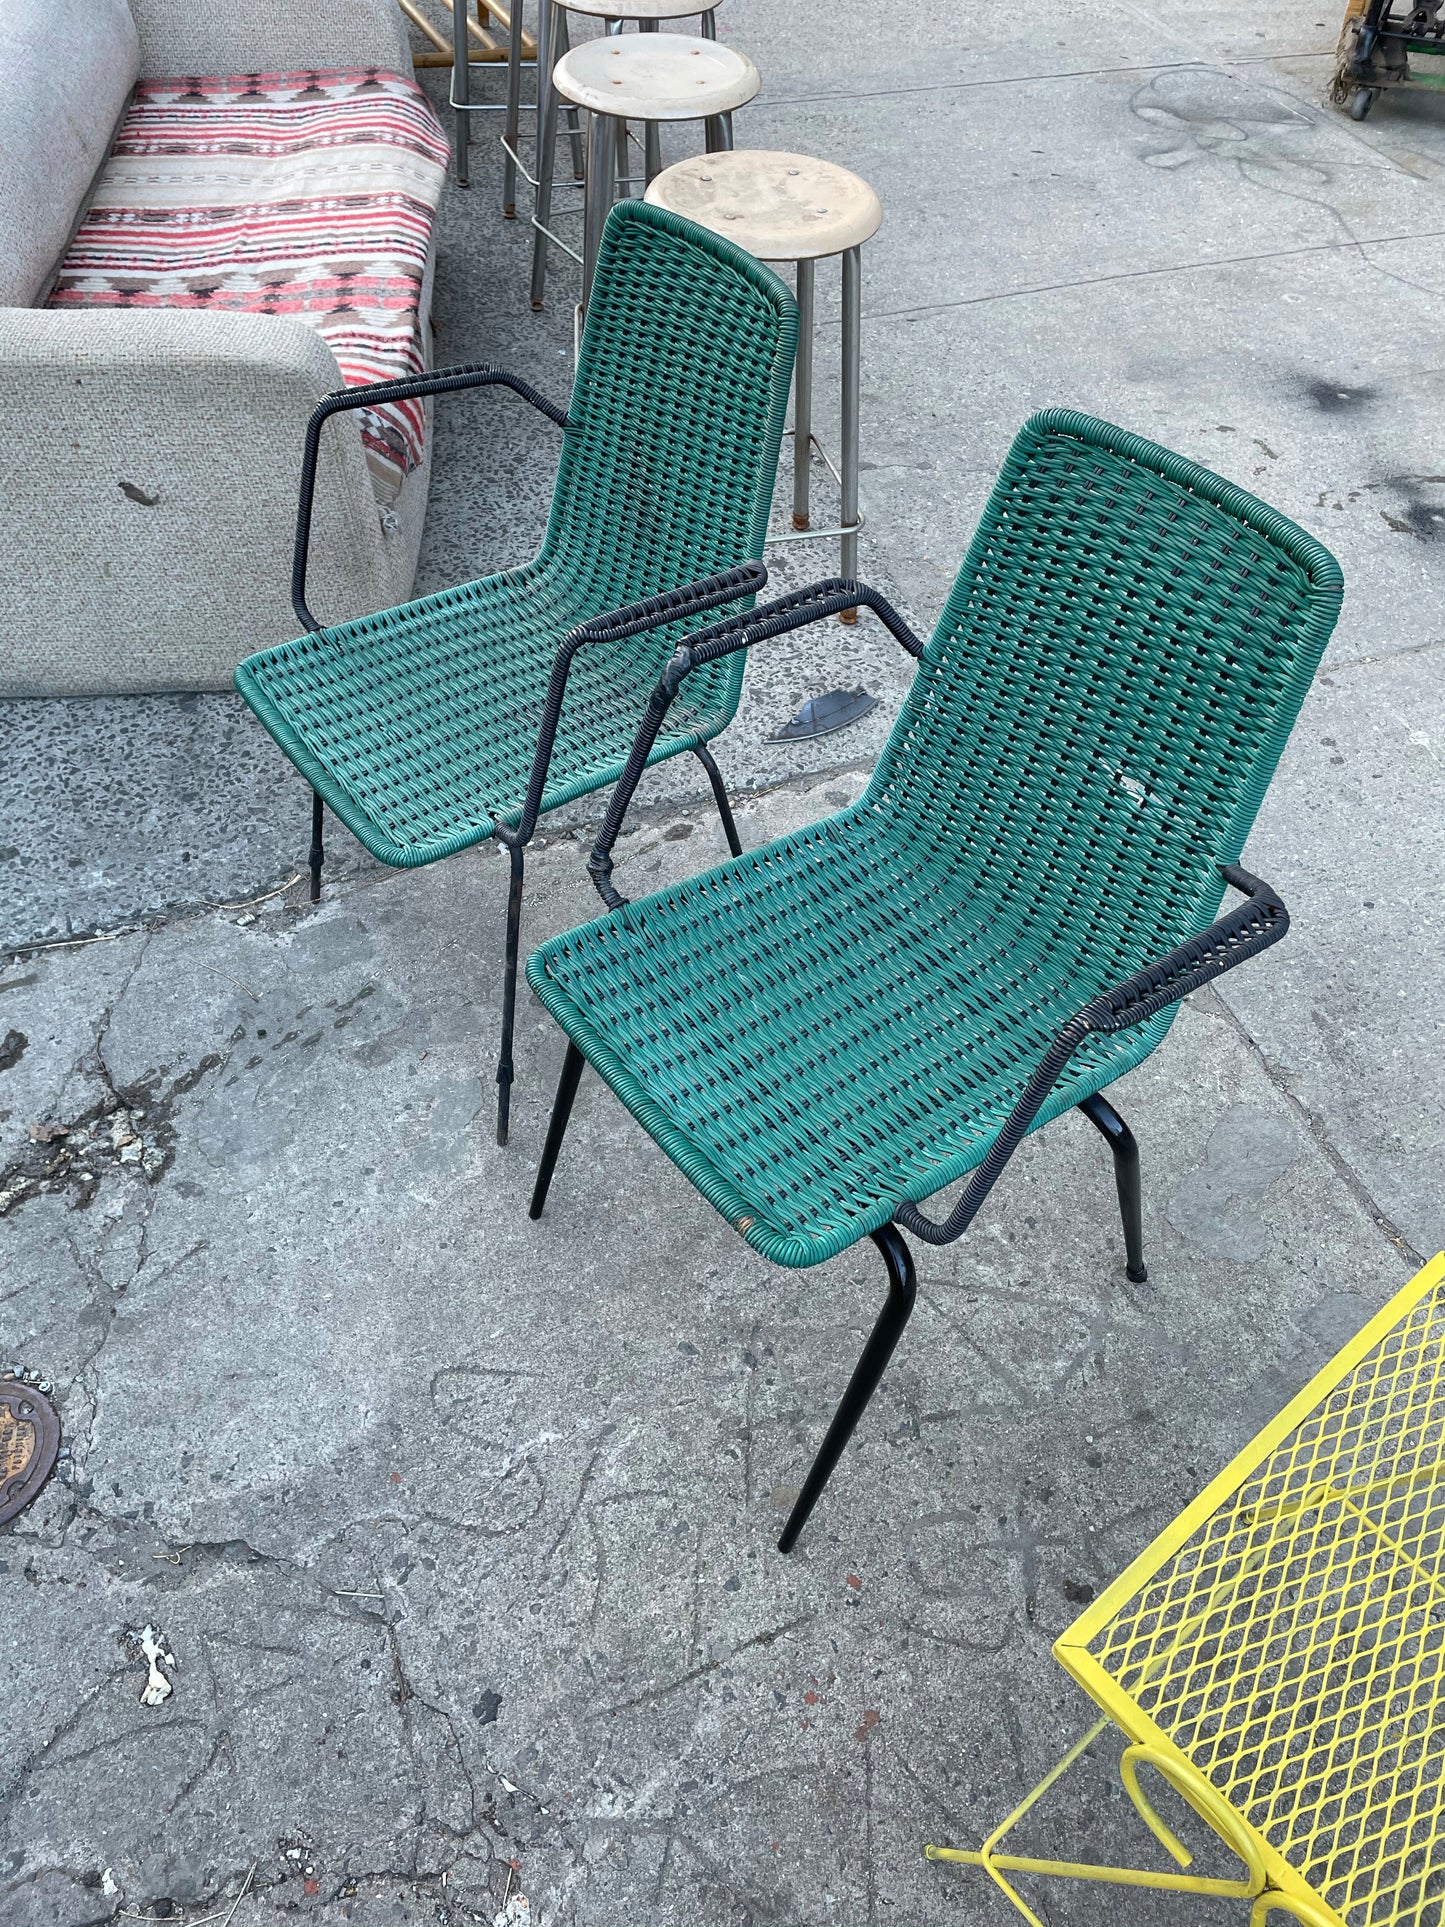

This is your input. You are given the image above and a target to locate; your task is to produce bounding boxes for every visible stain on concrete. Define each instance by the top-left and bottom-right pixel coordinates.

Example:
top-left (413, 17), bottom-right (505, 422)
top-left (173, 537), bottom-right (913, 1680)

top-left (1165, 1104), bottom-right (1302, 1261)
top-left (1379, 497), bottom-right (1445, 540)
top-left (287, 916), bottom-right (377, 974)
top-left (1131, 67), bottom-right (1320, 180)
top-left (0, 1028), bottom-right (26, 1071)
top-left (1302, 379), bottom-right (1380, 412)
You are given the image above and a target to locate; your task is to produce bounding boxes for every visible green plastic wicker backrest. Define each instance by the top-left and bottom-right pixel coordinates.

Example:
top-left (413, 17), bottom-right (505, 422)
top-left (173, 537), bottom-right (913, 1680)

top-left (868, 408), bottom-right (1343, 1003)
top-left (534, 200), bottom-right (798, 727)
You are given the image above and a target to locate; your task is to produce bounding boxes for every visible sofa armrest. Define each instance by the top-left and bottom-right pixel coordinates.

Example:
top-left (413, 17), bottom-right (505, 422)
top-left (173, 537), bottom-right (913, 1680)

top-left (0, 308), bottom-right (402, 698)
top-left (128, 0), bottom-right (412, 78)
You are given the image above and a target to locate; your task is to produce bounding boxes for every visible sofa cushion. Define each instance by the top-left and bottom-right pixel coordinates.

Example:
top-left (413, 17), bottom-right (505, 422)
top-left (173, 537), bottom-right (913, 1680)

top-left (0, 0), bottom-right (140, 306)
top-left (45, 68), bottom-right (448, 503)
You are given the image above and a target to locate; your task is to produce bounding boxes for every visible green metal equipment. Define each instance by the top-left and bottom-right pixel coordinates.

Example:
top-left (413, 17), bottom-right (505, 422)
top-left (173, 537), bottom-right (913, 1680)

top-left (1332, 0), bottom-right (1445, 117)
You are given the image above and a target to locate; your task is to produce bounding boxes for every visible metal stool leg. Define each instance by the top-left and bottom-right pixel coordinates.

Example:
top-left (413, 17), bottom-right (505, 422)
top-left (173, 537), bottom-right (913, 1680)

top-left (556, 9), bottom-right (585, 179)
top-left (452, 0), bottom-right (471, 184)
top-left (529, 0), bottom-right (561, 308)
top-left (615, 115), bottom-right (631, 194)
top-left (839, 244), bottom-right (861, 622)
top-left (502, 0), bottom-right (525, 216)
top-left (704, 108), bottom-right (734, 154)
top-left (640, 18), bottom-right (662, 182)
top-left (581, 109), bottom-right (616, 310)
top-left (792, 258), bottom-right (814, 531)
top-left (604, 15), bottom-right (627, 199)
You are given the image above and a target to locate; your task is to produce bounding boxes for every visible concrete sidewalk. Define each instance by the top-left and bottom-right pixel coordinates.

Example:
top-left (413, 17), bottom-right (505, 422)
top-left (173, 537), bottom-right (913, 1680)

top-left (3, 0), bottom-right (1444, 1919)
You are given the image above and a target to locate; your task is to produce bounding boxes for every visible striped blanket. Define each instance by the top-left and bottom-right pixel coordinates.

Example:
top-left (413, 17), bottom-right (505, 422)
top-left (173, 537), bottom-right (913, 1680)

top-left (47, 69), bottom-right (449, 503)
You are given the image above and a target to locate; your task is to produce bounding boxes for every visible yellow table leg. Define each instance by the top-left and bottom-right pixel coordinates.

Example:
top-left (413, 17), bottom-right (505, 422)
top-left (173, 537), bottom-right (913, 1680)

top-left (925, 1716), bottom-right (1269, 1925)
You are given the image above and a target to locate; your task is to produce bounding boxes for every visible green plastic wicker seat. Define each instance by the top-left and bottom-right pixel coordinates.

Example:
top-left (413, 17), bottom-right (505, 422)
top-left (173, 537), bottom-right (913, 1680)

top-left (235, 200), bottom-right (797, 1142)
top-left (526, 409), bottom-right (1345, 1552)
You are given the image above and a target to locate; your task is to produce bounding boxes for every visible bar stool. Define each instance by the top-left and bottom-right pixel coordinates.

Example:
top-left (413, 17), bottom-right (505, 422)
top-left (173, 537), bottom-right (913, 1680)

top-left (534, 32), bottom-right (759, 311)
top-left (646, 150), bottom-right (882, 614)
top-left (507, 0), bottom-right (723, 232)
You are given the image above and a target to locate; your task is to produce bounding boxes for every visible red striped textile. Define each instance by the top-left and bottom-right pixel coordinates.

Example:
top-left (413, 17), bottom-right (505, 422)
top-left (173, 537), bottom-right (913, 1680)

top-left (47, 69), bottom-right (449, 501)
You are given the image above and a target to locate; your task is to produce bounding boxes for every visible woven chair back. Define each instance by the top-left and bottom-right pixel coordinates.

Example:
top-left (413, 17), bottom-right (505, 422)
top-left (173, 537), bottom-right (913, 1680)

top-left (538, 200), bottom-right (799, 724)
top-left (870, 409), bottom-right (1344, 963)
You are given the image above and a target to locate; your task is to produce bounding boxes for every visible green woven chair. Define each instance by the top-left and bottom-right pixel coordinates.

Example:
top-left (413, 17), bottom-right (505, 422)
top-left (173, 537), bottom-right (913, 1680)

top-left (525, 410), bottom-right (1345, 1552)
top-left (235, 201), bottom-right (797, 1143)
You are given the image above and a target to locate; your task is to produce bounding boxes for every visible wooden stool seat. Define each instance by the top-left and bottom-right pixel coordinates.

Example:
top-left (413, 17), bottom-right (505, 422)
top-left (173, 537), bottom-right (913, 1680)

top-left (553, 32), bottom-right (760, 121)
top-left (645, 149), bottom-right (882, 260)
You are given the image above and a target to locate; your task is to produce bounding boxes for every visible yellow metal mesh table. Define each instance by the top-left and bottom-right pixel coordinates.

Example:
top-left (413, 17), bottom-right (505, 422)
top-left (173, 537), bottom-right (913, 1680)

top-left (928, 1251), bottom-right (1445, 1927)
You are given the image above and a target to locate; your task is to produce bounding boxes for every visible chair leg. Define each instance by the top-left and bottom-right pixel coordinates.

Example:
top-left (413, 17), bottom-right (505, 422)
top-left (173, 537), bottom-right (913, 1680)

top-left (496, 841), bottom-right (526, 1147)
top-left (529, 1039), bottom-right (585, 1218)
top-left (1078, 1090), bottom-right (1148, 1284)
top-left (309, 789), bottom-right (325, 903)
top-left (779, 1223), bottom-right (917, 1555)
top-left (692, 743), bottom-right (742, 858)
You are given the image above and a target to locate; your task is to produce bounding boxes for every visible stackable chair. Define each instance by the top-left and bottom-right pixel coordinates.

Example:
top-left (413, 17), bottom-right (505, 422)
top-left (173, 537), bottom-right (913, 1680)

top-left (235, 201), bottom-right (797, 1143)
top-left (525, 410), bottom-right (1344, 1552)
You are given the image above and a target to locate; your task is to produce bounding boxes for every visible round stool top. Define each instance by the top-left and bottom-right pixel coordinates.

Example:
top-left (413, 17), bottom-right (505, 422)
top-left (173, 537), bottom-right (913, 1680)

top-left (645, 149), bottom-right (882, 259)
top-left (562, 0), bottom-right (722, 17)
top-left (553, 32), bottom-right (759, 121)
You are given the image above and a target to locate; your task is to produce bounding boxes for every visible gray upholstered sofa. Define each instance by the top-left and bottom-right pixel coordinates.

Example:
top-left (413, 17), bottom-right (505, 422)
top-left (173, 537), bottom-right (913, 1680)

top-left (0, 0), bottom-right (444, 698)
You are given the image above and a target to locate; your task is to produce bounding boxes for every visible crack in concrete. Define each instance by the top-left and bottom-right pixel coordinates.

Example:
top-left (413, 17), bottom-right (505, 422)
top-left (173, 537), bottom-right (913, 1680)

top-left (544, 1447), bottom-right (601, 1564)
top-left (0, 1859), bottom-right (501, 1927)
top-left (863, 223), bottom-right (1445, 326)
top-left (605, 1615), bottom-right (814, 1717)
top-left (0, 1664), bottom-right (135, 1810)
top-left (0, 938), bottom-right (228, 1224)
top-left (760, 48), bottom-right (1338, 113)
top-left (1322, 633), bottom-right (1445, 675)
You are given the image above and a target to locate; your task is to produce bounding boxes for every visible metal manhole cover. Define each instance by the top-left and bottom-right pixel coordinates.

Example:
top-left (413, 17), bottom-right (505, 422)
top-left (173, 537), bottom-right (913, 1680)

top-left (769, 686), bottom-right (879, 742)
top-left (0, 1380), bottom-right (60, 1525)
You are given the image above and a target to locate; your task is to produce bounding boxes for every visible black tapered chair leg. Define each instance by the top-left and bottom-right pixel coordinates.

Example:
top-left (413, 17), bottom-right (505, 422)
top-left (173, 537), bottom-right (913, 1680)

top-left (529, 1040), bottom-right (585, 1219)
top-left (308, 790), bottom-right (325, 903)
top-left (692, 743), bottom-right (743, 858)
top-left (495, 842), bottom-right (527, 1147)
top-left (779, 1223), bottom-right (917, 1555)
top-left (1078, 1090), bottom-right (1147, 1283)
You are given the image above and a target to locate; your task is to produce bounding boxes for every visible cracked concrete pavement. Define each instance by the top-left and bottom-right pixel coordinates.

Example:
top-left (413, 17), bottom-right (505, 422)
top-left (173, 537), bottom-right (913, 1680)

top-left (4, 0), bottom-right (1445, 1921)
top-left (0, 777), bottom-right (1422, 1927)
